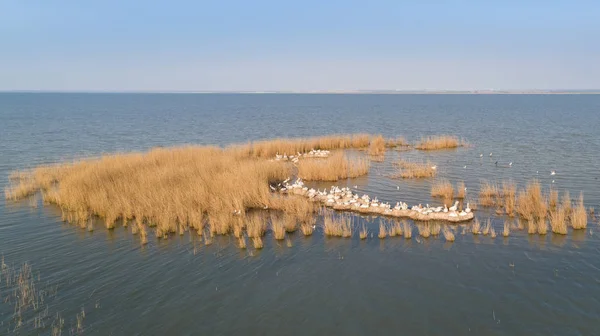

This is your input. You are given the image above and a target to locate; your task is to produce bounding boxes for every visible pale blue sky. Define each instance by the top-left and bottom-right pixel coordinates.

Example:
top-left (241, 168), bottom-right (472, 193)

top-left (1, 1), bottom-right (598, 91)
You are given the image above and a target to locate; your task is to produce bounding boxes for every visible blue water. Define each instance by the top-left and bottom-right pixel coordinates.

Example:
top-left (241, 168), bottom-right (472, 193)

top-left (1, 93), bottom-right (600, 335)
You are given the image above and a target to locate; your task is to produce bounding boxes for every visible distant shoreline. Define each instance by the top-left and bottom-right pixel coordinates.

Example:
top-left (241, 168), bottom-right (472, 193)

top-left (2, 90), bottom-right (600, 94)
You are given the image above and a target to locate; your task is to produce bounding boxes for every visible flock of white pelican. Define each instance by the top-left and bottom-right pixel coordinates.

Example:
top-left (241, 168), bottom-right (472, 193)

top-left (273, 178), bottom-right (474, 223)
top-left (274, 149), bottom-right (331, 163)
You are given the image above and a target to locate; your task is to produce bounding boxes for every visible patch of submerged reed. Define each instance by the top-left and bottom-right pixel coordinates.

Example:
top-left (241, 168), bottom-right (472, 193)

top-left (393, 160), bottom-right (436, 179)
top-left (456, 181), bottom-right (466, 199)
top-left (471, 219), bottom-right (481, 234)
top-left (516, 180), bottom-right (548, 230)
top-left (385, 137), bottom-right (408, 148)
top-left (502, 181), bottom-right (516, 216)
top-left (368, 135), bottom-right (386, 156)
top-left (549, 188), bottom-right (559, 211)
top-left (443, 226), bottom-right (455, 242)
top-left (417, 223), bottom-right (431, 238)
top-left (378, 223), bottom-right (387, 239)
top-left (270, 214), bottom-right (286, 240)
top-left (403, 221), bottom-right (412, 239)
top-left (297, 152), bottom-right (370, 181)
top-left (431, 179), bottom-right (454, 200)
top-left (252, 237), bottom-right (264, 249)
top-left (359, 223), bottom-right (368, 239)
top-left (571, 192), bottom-right (587, 229)
top-left (239, 134), bottom-right (372, 158)
top-left (479, 180), bottom-right (500, 207)
top-left (550, 206), bottom-right (567, 234)
top-left (415, 135), bottom-right (463, 150)
top-left (324, 212), bottom-right (353, 237)
top-left (503, 221), bottom-right (510, 237)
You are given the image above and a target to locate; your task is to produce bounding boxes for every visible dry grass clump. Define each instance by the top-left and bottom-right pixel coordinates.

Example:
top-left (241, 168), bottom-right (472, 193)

top-left (297, 152), bottom-right (370, 181)
top-left (270, 214), bottom-right (286, 240)
top-left (238, 236), bottom-right (247, 249)
top-left (283, 214), bottom-right (298, 233)
top-left (443, 226), bottom-right (455, 242)
top-left (479, 181), bottom-right (500, 207)
top-left (550, 207), bottom-right (567, 234)
top-left (385, 137), bottom-right (409, 148)
top-left (415, 135), bottom-right (462, 150)
top-left (368, 135), bottom-right (386, 156)
top-left (246, 212), bottom-right (267, 238)
top-left (431, 180), bottom-right (454, 200)
top-left (571, 193), bottom-right (587, 229)
top-left (300, 216), bottom-right (316, 236)
top-left (430, 223), bottom-right (441, 236)
top-left (482, 219), bottom-right (491, 235)
top-left (324, 213), bottom-right (353, 237)
top-left (537, 219), bottom-right (548, 235)
top-left (393, 160), bottom-right (437, 179)
top-left (502, 181), bottom-right (516, 216)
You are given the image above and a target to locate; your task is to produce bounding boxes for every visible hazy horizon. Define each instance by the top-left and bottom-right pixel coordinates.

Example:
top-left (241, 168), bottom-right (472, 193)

top-left (1, 1), bottom-right (599, 92)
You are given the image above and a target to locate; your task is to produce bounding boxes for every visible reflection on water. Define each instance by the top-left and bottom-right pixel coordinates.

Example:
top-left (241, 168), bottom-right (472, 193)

top-left (1, 93), bottom-right (600, 335)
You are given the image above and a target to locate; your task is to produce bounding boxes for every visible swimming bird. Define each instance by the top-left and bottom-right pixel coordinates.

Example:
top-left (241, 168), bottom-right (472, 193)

top-left (489, 152), bottom-right (493, 157)
top-left (509, 162), bottom-right (513, 167)
top-left (396, 186), bottom-right (400, 190)
top-left (464, 165), bottom-right (467, 169)
top-left (551, 170), bottom-right (556, 176)
top-left (479, 154), bottom-right (483, 158)
top-left (431, 165), bottom-right (437, 170)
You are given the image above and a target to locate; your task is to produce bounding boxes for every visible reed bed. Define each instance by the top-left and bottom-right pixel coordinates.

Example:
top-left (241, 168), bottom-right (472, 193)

top-left (403, 221), bottom-right (412, 239)
top-left (368, 135), bottom-right (386, 156)
top-left (252, 237), bottom-right (264, 249)
top-left (393, 160), bottom-right (437, 179)
top-left (415, 135), bottom-right (462, 150)
top-left (571, 192), bottom-right (587, 229)
top-left (431, 179), bottom-right (454, 200)
top-left (562, 191), bottom-right (572, 216)
top-left (234, 133), bottom-right (372, 158)
top-left (390, 220), bottom-right (403, 237)
top-left (297, 152), bottom-right (370, 181)
top-left (482, 219), bottom-right (491, 235)
top-left (549, 189), bottom-right (559, 211)
top-left (300, 216), bottom-right (316, 236)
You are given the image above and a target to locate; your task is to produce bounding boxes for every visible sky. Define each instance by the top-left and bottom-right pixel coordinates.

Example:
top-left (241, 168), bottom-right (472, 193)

top-left (1, 0), bottom-right (599, 91)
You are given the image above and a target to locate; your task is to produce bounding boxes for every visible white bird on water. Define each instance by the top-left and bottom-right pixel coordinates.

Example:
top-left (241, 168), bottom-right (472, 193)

top-left (509, 162), bottom-right (513, 167)
top-left (431, 165), bottom-right (437, 170)
top-left (479, 154), bottom-right (483, 158)
top-left (551, 170), bottom-right (556, 176)
top-left (464, 165), bottom-right (467, 169)
top-left (489, 152), bottom-right (493, 157)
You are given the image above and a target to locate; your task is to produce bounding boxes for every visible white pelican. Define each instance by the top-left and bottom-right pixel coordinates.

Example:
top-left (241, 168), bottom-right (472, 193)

top-left (465, 203), bottom-right (471, 213)
top-left (449, 201), bottom-right (459, 212)
top-left (551, 170), bottom-right (556, 176)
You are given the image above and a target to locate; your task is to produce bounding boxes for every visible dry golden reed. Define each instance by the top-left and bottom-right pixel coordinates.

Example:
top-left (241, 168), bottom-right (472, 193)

top-left (415, 135), bottom-right (462, 150)
top-left (571, 192), bottom-right (587, 229)
top-left (393, 160), bottom-right (437, 179)
top-left (359, 223), bottom-right (368, 239)
top-left (516, 180), bottom-right (548, 227)
top-left (252, 237), bottom-right (264, 249)
top-left (378, 223), bottom-right (387, 239)
top-left (297, 152), bottom-right (370, 181)
top-left (502, 181), bottom-right (516, 216)
top-left (502, 221), bottom-right (510, 237)
top-left (403, 221), bottom-right (412, 239)
top-left (324, 213), bottom-right (353, 237)
top-left (270, 214), bottom-right (286, 240)
top-left (479, 181), bottom-right (500, 207)
top-left (417, 224), bottom-right (431, 238)
top-left (443, 226), bottom-right (455, 242)
top-left (549, 189), bottom-right (559, 211)
top-left (550, 207), bottom-right (567, 235)
top-left (562, 191), bottom-right (572, 216)
top-left (471, 219), bottom-right (481, 234)
top-left (385, 137), bottom-right (408, 148)
top-left (431, 180), bottom-right (454, 200)
top-left (368, 135), bottom-right (386, 156)
top-left (456, 181), bottom-right (466, 199)
top-left (235, 134), bottom-right (372, 158)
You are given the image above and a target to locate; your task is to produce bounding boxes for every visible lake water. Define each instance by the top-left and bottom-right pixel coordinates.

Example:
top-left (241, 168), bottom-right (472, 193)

top-left (1, 93), bottom-right (599, 335)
